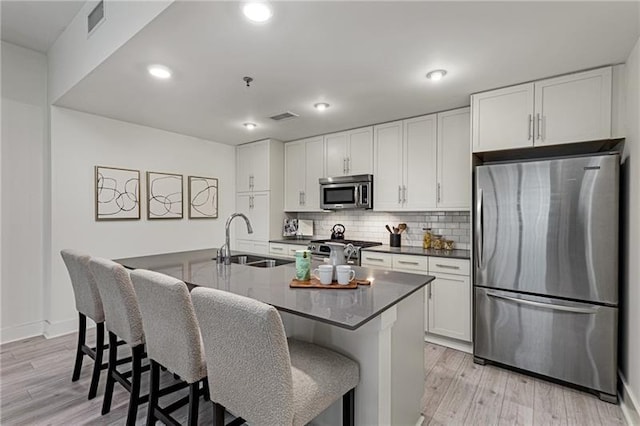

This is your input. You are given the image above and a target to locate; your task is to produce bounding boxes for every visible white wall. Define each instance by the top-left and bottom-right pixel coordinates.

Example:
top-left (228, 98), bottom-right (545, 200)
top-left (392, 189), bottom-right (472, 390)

top-left (48, 0), bottom-right (173, 103)
top-left (47, 106), bottom-right (235, 336)
top-left (620, 35), bottom-right (640, 423)
top-left (1, 42), bottom-right (48, 342)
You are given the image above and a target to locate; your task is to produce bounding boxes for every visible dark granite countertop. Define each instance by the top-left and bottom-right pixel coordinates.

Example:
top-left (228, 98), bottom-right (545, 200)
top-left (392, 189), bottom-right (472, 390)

top-left (361, 245), bottom-right (471, 260)
top-left (115, 248), bottom-right (433, 331)
top-left (268, 239), bottom-right (312, 246)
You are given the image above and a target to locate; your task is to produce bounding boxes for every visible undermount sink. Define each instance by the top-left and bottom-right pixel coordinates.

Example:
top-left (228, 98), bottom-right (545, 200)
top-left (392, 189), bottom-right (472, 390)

top-left (228, 254), bottom-right (294, 268)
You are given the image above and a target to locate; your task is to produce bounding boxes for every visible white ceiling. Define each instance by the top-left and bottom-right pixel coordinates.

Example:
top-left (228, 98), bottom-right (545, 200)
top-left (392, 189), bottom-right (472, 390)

top-left (55, 1), bottom-right (640, 145)
top-left (1, 0), bottom-right (84, 53)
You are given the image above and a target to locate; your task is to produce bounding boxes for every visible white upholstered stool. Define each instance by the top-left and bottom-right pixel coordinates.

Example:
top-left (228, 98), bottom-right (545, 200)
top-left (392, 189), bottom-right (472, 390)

top-left (130, 269), bottom-right (208, 426)
top-left (191, 287), bottom-right (360, 426)
top-left (60, 249), bottom-right (110, 400)
top-left (89, 257), bottom-right (147, 426)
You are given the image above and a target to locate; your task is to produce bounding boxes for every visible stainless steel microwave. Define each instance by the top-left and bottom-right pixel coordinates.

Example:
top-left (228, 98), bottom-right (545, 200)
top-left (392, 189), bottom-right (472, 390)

top-left (319, 174), bottom-right (373, 210)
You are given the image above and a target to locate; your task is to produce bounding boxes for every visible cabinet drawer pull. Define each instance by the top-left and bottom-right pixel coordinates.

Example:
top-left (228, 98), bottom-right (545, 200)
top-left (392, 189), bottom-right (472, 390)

top-left (272, 247), bottom-right (283, 251)
top-left (365, 257), bottom-right (384, 262)
top-left (398, 260), bottom-right (420, 265)
top-left (435, 263), bottom-right (460, 269)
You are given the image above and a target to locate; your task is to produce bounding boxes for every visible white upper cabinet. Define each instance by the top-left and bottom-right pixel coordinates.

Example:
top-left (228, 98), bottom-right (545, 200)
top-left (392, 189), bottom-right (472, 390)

top-left (284, 141), bottom-right (305, 211)
top-left (373, 121), bottom-right (404, 210)
top-left (347, 127), bottom-right (374, 175)
top-left (374, 109), bottom-right (468, 211)
top-left (236, 140), bottom-right (269, 192)
top-left (472, 66), bottom-right (613, 153)
top-left (404, 115), bottom-right (437, 210)
top-left (534, 67), bottom-right (612, 146)
top-left (437, 107), bottom-right (471, 209)
top-left (325, 127), bottom-right (373, 177)
top-left (284, 136), bottom-right (324, 211)
top-left (471, 83), bottom-right (534, 153)
top-left (304, 137), bottom-right (324, 210)
top-left (374, 116), bottom-right (438, 211)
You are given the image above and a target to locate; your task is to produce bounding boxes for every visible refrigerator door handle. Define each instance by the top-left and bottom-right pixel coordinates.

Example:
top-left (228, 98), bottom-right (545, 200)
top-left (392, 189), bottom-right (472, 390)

top-left (475, 189), bottom-right (483, 268)
top-left (486, 291), bottom-right (598, 314)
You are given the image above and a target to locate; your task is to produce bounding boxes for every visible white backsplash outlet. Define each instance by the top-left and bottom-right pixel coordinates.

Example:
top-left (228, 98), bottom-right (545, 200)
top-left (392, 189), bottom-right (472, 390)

top-left (294, 210), bottom-right (471, 250)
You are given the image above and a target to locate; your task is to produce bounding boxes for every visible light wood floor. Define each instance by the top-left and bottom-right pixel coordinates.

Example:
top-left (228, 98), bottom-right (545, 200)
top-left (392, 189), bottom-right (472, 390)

top-left (0, 331), bottom-right (626, 425)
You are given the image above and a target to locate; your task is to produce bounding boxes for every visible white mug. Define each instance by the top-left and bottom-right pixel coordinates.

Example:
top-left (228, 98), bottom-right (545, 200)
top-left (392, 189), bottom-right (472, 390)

top-left (313, 264), bottom-right (334, 285)
top-left (336, 265), bottom-right (356, 285)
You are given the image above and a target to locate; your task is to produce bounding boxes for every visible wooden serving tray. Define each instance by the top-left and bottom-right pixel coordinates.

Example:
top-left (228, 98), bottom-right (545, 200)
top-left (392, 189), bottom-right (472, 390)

top-left (290, 277), bottom-right (371, 289)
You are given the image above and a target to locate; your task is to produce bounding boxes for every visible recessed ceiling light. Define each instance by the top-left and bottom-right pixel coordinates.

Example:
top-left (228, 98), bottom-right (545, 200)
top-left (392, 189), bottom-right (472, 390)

top-left (243, 122), bottom-right (257, 130)
top-left (426, 69), bottom-right (447, 81)
top-left (314, 103), bottom-right (330, 111)
top-left (147, 64), bottom-right (172, 79)
top-left (243, 2), bottom-right (272, 22)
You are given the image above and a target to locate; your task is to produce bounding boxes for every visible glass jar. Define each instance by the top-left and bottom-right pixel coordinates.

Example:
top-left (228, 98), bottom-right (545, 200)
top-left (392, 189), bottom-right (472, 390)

top-left (431, 234), bottom-right (443, 250)
top-left (422, 228), bottom-right (432, 249)
top-left (443, 239), bottom-right (455, 251)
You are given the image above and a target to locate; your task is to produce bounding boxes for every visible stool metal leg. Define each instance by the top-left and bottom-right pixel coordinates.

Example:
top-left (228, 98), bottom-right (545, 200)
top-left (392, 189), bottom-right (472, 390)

top-left (72, 313), bottom-right (86, 382)
top-left (101, 332), bottom-right (118, 415)
top-left (146, 360), bottom-right (160, 426)
top-left (88, 322), bottom-right (105, 399)
top-left (214, 403), bottom-right (225, 426)
top-left (343, 388), bottom-right (354, 426)
top-left (126, 344), bottom-right (144, 426)
top-left (188, 382), bottom-right (200, 426)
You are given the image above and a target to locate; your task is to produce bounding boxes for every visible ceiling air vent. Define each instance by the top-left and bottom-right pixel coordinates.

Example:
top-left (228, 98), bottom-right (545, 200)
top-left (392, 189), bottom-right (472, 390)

top-left (269, 111), bottom-right (299, 121)
top-left (88, 1), bottom-right (105, 36)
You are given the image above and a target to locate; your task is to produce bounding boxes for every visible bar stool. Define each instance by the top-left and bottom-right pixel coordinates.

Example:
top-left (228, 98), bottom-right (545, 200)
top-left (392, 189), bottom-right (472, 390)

top-left (60, 249), bottom-right (108, 400)
top-left (130, 269), bottom-right (208, 426)
top-left (89, 257), bottom-right (147, 426)
top-left (191, 287), bottom-right (360, 426)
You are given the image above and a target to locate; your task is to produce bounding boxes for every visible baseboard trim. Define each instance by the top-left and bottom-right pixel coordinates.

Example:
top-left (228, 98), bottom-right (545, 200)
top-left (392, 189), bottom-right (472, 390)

top-left (619, 372), bottom-right (640, 426)
top-left (425, 334), bottom-right (473, 354)
top-left (1, 321), bottom-right (45, 344)
top-left (43, 317), bottom-right (93, 339)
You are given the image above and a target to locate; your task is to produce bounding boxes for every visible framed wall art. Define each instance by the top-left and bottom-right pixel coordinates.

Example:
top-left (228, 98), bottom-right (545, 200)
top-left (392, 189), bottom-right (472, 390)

top-left (146, 171), bottom-right (183, 219)
top-left (95, 166), bottom-right (140, 221)
top-left (188, 176), bottom-right (218, 219)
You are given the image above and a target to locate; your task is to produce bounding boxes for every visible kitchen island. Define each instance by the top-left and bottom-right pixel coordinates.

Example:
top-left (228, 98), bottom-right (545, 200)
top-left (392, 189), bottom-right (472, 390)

top-left (116, 248), bottom-right (434, 426)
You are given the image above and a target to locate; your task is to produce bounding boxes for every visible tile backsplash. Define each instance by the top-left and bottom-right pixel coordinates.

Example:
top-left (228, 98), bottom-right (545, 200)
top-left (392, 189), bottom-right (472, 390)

top-left (295, 211), bottom-right (471, 250)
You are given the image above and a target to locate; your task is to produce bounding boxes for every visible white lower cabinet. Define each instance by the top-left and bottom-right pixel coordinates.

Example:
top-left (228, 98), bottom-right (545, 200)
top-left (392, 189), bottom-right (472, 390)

top-left (426, 272), bottom-right (471, 342)
top-left (425, 257), bottom-right (471, 346)
top-left (269, 242), bottom-right (303, 258)
top-left (236, 240), bottom-right (268, 255)
top-left (361, 251), bottom-right (471, 350)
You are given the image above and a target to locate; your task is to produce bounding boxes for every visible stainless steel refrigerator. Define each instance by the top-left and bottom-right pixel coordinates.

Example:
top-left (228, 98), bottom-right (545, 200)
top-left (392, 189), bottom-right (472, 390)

top-left (473, 153), bottom-right (619, 403)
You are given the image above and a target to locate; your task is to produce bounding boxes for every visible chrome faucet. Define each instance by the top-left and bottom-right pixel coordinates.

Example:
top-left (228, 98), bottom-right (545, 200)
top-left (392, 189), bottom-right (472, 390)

top-left (218, 213), bottom-right (253, 265)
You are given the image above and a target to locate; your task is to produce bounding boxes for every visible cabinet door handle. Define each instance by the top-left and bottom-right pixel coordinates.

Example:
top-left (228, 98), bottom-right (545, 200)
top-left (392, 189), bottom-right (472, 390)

top-left (398, 260), bottom-right (420, 265)
top-left (346, 157), bottom-right (350, 174)
top-left (428, 284), bottom-right (432, 299)
top-left (398, 186), bottom-right (402, 204)
top-left (365, 257), bottom-right (384, 262)
top-left (536, 113), bottom-right (542, 140)
top-left (528, 114), bottom-right (533, 140)
top-left (403, 185), bottom-right (407, 204)
top-left (302, 191), bottom-right (305, 206)
top-left (435, 264), bottom-right (460, 269)
top-left (343, 158), bottom-right (347, 175)
top-left (299, 191), bottom-right (303, 206)
top-left (437, 183), bottom-right (441, 203)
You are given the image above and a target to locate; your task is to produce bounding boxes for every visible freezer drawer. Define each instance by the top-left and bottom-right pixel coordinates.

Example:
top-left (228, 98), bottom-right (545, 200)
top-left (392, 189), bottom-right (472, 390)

top-left (474, 287), bottom-right (617, 396)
